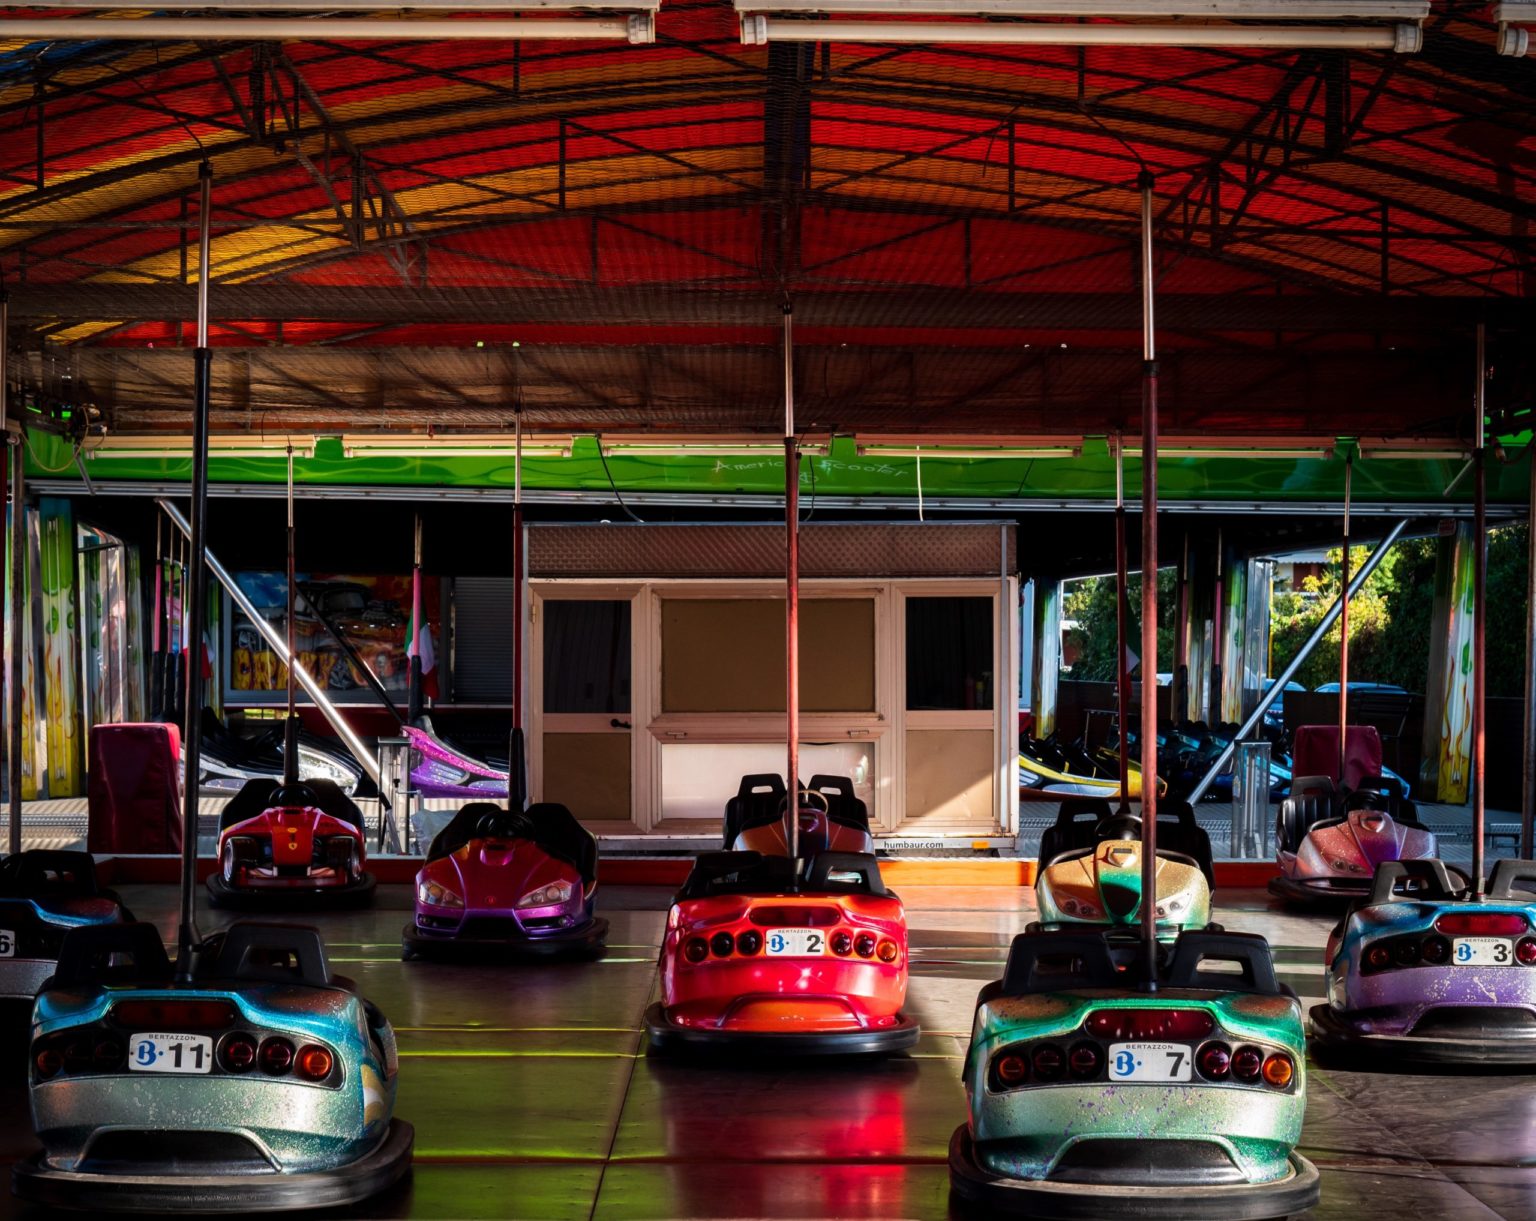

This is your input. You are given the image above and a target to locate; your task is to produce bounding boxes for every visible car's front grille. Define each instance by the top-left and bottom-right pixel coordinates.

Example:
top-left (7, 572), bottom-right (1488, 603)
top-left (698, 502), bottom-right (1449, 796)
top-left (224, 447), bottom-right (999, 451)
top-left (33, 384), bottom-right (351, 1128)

top-left (1411, 1007), bottom-right (1536, 1038)
top-left (80, 1130), bottom-right (273, 1175)
top-left (1049, 1139), bottom-right (1246, 1186)
top-left (460, 917), bottom-right (523, 939)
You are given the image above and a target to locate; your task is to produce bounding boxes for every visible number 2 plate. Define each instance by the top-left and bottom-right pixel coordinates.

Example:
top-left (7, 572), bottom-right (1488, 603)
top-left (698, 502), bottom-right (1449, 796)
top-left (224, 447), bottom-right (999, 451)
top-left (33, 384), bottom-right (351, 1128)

top-left (1452, 937), bottom-right (1513, 966)
top-left (764, 928), bottom-right (825, 957)
top-left (129, 1032), bottom-right (213, 1074)
top-left (1107, 1042), bottom-right (1193, 1082)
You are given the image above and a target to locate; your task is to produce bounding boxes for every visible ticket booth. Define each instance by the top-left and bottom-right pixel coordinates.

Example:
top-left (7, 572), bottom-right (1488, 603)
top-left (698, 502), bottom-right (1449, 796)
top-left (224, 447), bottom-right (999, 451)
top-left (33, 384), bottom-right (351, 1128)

top-left (525, 522), bottom-right (1018, 843)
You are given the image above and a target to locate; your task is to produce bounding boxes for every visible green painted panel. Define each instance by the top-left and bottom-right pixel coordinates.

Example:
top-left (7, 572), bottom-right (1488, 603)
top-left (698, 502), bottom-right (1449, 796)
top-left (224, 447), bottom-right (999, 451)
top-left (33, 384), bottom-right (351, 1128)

top-left (27, 432), bottom-right (1533, 504)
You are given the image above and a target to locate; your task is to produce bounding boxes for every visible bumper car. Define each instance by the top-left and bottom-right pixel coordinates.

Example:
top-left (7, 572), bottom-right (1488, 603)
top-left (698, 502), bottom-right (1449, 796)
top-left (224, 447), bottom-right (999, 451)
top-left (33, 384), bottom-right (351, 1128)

top-left (950, 927), bottom-right (1320, 1220)
top-left (403, 721), bottom-right (509, 800)
top-left (1309, 858), bottom-right (1536, 1064)
top-left (725, 773), bottom-right (874, 855)
top-left (207, 778), bottom-right (376, 910)
top-left (645, 780), bottom-right (919, 1056)
top-left (0, 852), bottom-right (134, 1004)
top-left (198, 708), bottom-right (364, 797)
top-left (1271, 773), bottom-right (1436, 905)
top-left (1033, 799), bottom-right (1214, 938)
top-left (1018, 738), bottom-right (1156, 802)
top-left (13, 920), bottom-right (412, 1212)
top-left (402, 800), bottom-right (607, 960)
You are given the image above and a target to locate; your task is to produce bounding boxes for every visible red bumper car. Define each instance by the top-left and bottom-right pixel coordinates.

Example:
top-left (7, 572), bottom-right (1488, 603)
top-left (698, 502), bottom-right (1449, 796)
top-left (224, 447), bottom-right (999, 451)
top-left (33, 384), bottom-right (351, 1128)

top-left (645, 776), bottom-right (918, 1057)
top-left (207, 779), bottom-right (376, 909)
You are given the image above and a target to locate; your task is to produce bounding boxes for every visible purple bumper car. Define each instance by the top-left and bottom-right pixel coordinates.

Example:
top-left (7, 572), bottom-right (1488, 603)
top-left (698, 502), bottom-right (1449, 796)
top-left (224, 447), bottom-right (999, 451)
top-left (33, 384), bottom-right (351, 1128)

top-left (402, 802), bottom-right (607, 961)
top-left (1311, 859), bottom-right (1536, 1065)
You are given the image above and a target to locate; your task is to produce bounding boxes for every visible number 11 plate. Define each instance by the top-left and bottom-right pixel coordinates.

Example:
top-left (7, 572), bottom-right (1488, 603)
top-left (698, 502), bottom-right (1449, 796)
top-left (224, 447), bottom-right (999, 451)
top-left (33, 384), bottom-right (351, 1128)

top-left (1107, 1042), bottom-right (1192, 1082)
top-left (129, 1032), bottom-right (213, 1074)
top-left (764, 928), bottom-right (826, 957)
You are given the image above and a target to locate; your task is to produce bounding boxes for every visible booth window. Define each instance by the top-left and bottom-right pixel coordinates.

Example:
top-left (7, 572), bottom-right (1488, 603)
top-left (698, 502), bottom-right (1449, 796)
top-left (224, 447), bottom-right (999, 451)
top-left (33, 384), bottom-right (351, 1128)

top-left (661, 598), bottom-right (875, 713)
top-left (906, 597), bottom-right (993, 710)
top-left (543, 600), bottom-right (631, 713)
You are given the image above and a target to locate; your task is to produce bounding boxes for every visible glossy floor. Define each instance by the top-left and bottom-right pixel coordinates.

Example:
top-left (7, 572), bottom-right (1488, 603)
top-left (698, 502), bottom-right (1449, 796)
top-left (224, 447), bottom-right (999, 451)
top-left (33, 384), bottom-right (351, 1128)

top-left (1, 884), bottom-right (1531, 1220)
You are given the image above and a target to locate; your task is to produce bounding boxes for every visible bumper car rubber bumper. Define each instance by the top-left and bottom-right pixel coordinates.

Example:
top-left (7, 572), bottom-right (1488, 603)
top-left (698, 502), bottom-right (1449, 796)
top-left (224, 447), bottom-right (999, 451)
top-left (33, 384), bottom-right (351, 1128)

top-left (12, 1118), bottom-right (413, 1215)
top-left (400, 916), bottom-right (609, 961)
top-left (644, 1000), bottom-right (919, 1057)
top-left (206, 872), bottom-right (378, 910)
top-left (1309, 1002), bottom-right (1536, 1066)
top-left (948, 1126), bottom-right (1320, 1221)
top-left (1267, 873), bottom-right (1367, 905)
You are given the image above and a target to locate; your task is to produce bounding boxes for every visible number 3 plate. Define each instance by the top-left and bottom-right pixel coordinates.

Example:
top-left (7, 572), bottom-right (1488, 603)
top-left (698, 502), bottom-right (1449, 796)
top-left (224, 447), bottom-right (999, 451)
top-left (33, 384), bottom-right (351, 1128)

top-left (764, 928), bottom-right (826, 957)
top-left (1453, 937), bottom-right (1512, 966)
top-left (1107, 1041), bottom-right (1192, 1082)
top-left (129, 1032), bottom-right (214, 1074)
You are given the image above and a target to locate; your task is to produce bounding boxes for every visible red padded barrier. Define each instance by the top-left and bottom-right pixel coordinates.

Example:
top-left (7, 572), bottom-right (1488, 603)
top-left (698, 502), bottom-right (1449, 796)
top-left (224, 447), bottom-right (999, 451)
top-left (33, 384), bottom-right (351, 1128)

top-left (1292, 724), bottom-right (1383, 791)
top-left (87, 723), bottom-right (183, 854)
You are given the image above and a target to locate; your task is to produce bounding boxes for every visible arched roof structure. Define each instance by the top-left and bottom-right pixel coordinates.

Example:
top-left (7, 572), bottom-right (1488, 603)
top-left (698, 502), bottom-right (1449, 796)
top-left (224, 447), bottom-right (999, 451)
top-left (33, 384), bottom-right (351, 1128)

top-left (1, 2), bottom-right (1532, 441)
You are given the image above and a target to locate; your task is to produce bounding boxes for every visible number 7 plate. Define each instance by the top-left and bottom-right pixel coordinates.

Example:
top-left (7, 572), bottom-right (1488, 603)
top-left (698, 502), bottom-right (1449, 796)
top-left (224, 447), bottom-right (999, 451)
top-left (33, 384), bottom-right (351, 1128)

top-left (764, 928), bottom-right (826, 957)
top-left (129, 1032), bottom-right (214, 1074)
top-left (1108, 1042), bottom-right (1192, 1082)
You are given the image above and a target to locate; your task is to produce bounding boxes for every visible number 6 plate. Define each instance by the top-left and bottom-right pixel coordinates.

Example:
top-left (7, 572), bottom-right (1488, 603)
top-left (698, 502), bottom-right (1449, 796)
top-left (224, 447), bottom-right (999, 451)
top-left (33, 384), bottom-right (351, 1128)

top-left (1108, 1042), bottom-right (1192, 1082)
top-left (764, 928), bottom-right (826, 957)
top-left (129, 1032), bottom-right (214, 1074)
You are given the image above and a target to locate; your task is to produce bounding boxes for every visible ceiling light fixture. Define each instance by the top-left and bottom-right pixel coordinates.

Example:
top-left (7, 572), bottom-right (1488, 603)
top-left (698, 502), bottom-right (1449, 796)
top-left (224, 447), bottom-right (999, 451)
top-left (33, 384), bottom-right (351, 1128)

top-left (603, 440), bottom-right (830, 457)
top-left (1359, 448), bottom-right (1470, 461)
top-left (1124, 447), bottom-right (1334, 460)
top-left (341, 434), bottom-right (572, 459)
top-left (85, 436), bottom-right (319, 460)
top-left (736, 0), bottom-right (1425, 50)
top-left (1494, 2), bottom-right (1534, 54)
top-left (0, 2), bottom-right (657, 42)
top-left (858, 445), bottom-right (1079, 459)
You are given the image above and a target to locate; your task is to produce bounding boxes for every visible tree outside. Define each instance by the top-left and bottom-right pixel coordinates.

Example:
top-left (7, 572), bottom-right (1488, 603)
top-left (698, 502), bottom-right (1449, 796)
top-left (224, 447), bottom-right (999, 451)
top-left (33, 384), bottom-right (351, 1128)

top-left (1059, 526), bottom-right (1528, 699)
top-left (1061, 569), bottom-right (1177, 682)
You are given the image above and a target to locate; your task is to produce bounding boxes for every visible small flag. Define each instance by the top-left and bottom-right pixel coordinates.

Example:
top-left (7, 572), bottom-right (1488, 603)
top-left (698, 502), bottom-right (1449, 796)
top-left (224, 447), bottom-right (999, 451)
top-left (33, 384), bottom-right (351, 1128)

top-left (407, 611), bottom-right (438, 698)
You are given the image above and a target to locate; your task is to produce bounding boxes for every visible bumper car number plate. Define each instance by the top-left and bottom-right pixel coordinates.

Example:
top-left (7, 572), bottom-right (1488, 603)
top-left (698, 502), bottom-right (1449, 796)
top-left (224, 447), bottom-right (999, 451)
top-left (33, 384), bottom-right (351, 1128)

top-left (129, 1032), bottom-right (213, 1074)
top-left (1453, 937), bottom-right (1512, 965)
top-left (1108, 1042), bottom-right (1192, 1082)
top-left (0, 929), bottom-right (13, 957)
top-left (765, 928), bottom-right (826, 956)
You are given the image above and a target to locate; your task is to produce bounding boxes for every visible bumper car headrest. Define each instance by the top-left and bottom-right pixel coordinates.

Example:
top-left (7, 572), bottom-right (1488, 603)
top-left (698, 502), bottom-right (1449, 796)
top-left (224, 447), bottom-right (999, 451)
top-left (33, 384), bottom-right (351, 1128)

top-left (1487, 859), bottom-right (1536, 900)
top-left (48, 922), bottom-right (172, 990)
top-left (269, 782), bottom-right (318, 808)
top-left (1165, 930), bottom-right (1281, 995)
top-left (219, 776), bottom-right (366, 832)
top-left (205, 921), bottom-right (332, 987)
top-left (1095, 815), bottom-right (1142, 843)
top-left (0, 850), bottom-right (102, 899)
top-left (722, 774), bottom-right (789, 849)
top-left (1367, 859), bottom-right (1466, 906)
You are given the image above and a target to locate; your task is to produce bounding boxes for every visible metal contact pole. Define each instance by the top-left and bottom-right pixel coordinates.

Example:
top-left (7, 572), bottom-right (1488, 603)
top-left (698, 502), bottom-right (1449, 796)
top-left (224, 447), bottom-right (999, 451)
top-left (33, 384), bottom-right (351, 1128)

top-left (159, 499), bottom-right (379, 786)
top-left (408, 512), bottom-right (423, 724)
top-left (1523, 436), bottom-right (1536, 861)
top-left (783, 304), bottom-right (800, 866)
top-left (177, 160), bottom-right (213, 973)
top-left (282, 444), bottom-right (298, 787)
top-left (1338, 455), bottom-right (1352, 787)
top-left (1473, 325), bottom-right (1487, 893)
top-left (1189, 519), bottom-right (1410, 804)
top-left (1138, 171), bottom-right (1160, 985)
top-left (1115, 432), bottom-right (1131, 813)
top-left (5, 286), bottom-right (22, 856)
top-left (509, 414), bottom-right (526, 810)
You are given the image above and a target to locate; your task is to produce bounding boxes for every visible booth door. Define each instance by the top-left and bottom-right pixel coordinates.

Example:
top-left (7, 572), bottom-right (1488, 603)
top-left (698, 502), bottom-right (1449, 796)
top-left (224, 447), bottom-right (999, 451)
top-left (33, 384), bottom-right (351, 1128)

top-left (536, 597), bottom-right (633, 824)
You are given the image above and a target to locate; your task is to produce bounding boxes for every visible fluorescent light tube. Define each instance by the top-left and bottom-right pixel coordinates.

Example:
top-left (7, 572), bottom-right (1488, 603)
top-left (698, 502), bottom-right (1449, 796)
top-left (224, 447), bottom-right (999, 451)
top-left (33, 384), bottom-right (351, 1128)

top-left (741, 15), bottom-right (1421, 50)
